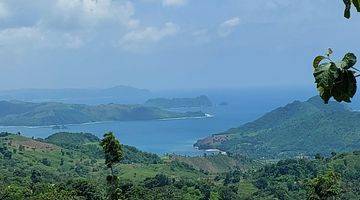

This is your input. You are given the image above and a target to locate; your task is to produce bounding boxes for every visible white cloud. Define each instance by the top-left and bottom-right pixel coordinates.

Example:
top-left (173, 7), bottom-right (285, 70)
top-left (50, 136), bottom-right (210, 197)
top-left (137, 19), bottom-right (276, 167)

top-left (218, 17), bottom-right (240, 37)
top-left (192, 29), bottom-right (211, 44)
top-left (0, 27), bottom-right (44, 47)
top-left (162, 0), bottom-right (187, 7)
top-left (0, 0), bottom-right (144, 51)
top-left (120, 22), bottom-right (179, 50)
top-left (53, 0), bottom-right (138, 29)
top-left (0, 2), bottom-right (9, 19)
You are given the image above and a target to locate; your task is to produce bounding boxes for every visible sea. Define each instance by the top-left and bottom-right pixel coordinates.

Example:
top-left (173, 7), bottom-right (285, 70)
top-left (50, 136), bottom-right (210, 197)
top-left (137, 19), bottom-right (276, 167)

top-left (0, 87), bottom-right (318, 156)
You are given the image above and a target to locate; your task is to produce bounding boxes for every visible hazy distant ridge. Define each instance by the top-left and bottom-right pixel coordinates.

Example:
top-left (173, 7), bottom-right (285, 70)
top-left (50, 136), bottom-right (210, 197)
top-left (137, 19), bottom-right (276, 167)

top-left (0, 85), bottom-right (152, 104)
top-left (0, 101), bottom-right (205, 126)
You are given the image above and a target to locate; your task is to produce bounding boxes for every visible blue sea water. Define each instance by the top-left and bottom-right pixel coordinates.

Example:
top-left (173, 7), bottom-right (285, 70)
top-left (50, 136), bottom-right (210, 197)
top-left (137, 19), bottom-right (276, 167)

top-left (0, 88), bottom-right (317, 155)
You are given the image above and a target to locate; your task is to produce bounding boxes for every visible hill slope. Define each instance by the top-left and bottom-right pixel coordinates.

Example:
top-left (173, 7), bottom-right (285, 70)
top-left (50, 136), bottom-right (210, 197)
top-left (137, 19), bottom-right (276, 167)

top-left (195, 96), bottom-right (360, 158)
top-left (2, 131), bottom-right (360, 199)
top-left (0, 101), bottom-right (205, 126)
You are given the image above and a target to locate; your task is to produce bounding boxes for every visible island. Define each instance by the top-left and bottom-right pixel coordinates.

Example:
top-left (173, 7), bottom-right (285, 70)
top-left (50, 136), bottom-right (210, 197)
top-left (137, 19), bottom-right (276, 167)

top-left (0, 100), bottom-right (206, 126)
top-left (144, 95), bottom-right (212, 108)
top-left (219, 102), bottom-right (229, 106)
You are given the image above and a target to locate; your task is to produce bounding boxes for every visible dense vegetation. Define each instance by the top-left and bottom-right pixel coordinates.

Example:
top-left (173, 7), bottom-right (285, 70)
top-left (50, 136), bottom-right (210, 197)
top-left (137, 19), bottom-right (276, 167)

top-left (0, 100), bottom-right (205, 126)
top-left (144, 95), bottom-right (212, 108)
top-left (195, 96), bottom-right (360, 159)
top-left (1, 132), bottom-right (360, 199)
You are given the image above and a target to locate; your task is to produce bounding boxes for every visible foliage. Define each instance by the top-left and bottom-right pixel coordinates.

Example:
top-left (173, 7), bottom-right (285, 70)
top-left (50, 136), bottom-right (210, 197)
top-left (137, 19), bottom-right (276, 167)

top-left (343, 0), bottom-right (360, 19)
top-left (307, 170), bottom-right (341, 200)
top-left (100, 132), bottom-right (124, 171)
top-left (3, 132), bottom-right (360, 199)
top-left (313, 50), bottom-right (357, 104)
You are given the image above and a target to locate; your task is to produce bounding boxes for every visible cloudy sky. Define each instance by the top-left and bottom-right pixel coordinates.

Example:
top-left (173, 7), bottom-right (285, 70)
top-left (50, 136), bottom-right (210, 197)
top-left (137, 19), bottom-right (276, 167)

top-left (0, 0), bottom-right (359, 90)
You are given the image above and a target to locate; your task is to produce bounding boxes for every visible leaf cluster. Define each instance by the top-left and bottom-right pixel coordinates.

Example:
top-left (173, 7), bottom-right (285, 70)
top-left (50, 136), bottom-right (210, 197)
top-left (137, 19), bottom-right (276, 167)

top-left (313, 51), bottom-right (357, 104)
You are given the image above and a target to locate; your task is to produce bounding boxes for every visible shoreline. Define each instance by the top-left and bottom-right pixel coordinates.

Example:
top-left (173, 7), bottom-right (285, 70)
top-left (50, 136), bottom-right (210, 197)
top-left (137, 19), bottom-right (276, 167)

top-left (0, 113), bottom-right (214, 129)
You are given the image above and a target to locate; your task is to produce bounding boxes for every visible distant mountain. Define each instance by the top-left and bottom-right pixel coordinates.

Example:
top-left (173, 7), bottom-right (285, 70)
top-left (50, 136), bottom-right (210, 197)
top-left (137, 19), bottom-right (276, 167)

top-left (195, 96), bottom-right (360, 159)
top-left (144, 95), bottom-right (212, 108)
top-left (0, 101), bottom-right (206, 126)
top-left (0, 85), bottom-right (152, 104)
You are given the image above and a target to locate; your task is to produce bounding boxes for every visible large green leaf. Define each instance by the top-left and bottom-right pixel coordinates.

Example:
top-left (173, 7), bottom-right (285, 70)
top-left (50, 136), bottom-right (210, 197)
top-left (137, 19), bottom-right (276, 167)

top-left (313, 52), bottom-right (358, 104)
top-left (342, 53), bottom-right (357, 69)
top-left (313, 62), bottom-right (340, 103)
top-left (331, 70), bottom-right (357, 103)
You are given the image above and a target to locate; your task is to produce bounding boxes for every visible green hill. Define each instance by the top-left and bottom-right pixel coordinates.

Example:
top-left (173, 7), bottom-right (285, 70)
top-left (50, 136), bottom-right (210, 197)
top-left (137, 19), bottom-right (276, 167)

top-left (0, 101), bottom-right (206, 126)
top-left (195, 96), bottom-right (360, 159)
top-left (171, 154), bottom-right (261, 173)
top-left (144, 95), bottom-right (212, 108)
top-left (0, 132), bottom-right (218, 199)
top-left (43, 132), bottom-right (162, 164)
top-left (2, 131), bottom-right (360, 199)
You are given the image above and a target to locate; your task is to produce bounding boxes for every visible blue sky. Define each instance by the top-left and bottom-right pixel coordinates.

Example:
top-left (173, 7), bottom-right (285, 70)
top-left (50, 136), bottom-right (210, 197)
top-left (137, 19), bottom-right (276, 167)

top-left (0, 0), bottom-right (359, 90)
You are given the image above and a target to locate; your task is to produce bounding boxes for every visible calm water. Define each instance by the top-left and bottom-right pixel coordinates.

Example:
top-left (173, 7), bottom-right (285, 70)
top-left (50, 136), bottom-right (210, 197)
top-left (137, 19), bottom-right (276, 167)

top-left (0, 88), bottom-right (317, 155)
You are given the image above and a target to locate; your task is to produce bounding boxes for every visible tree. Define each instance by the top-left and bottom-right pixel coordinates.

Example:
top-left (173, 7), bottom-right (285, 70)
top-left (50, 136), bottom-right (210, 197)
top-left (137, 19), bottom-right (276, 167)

top-left (307, 170), bottom-right (341, 200)
top-left (218, 186), bottom-right (238, 200)
top-left (100, 132), bottom-right (124, 200)
top-left (30, 170), bottom-right (42, 184)
top-left (100, 132), bottom-right (123, 176)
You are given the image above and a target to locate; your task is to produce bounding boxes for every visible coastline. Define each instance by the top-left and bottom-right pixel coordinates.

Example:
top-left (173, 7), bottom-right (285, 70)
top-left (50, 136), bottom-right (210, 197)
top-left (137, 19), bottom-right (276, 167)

top-left (0, 113), bottom-right (214, 129)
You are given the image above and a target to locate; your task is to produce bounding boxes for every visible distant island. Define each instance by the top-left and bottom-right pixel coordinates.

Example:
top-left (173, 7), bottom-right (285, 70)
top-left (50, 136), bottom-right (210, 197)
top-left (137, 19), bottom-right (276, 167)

top-left (195, 96), bottom-right (360, 159)
top-left (0, 85), bottom-right (152, 104)
top-left (219, 102), bottom-right (229, 106)
top-left (0, 100), bottom-right (206, 126)
top-left (144, 95), bottom-right (212, 108)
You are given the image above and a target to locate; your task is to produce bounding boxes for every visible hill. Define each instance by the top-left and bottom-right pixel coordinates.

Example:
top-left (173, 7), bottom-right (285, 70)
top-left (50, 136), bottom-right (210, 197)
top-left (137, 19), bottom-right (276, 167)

top-left (2, 131), bottom-right (360, 199)
top-left (0, 101), bottom-right (206, 126)
top-left (171, 154), bottom-right (261, 173)
top-left (44, 132), bottom-right (162, 164)
top-left (195, 96), bottom-right (360, 159)
top-left (0, 85), bottom-right (152, 104)
top-left (144, 95), bottom-right (212, 108)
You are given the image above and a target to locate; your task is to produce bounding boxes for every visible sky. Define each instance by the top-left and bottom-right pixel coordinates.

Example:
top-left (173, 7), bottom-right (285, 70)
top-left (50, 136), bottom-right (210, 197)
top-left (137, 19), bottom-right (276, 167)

top-left (0, 0), bottom-right (360, 90)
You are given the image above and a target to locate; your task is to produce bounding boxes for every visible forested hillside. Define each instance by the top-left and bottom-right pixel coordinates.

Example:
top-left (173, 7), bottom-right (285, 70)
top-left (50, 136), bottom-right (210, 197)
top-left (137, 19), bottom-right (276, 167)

top-left (1, 132), bottom-right (360, 199)
top-left (195, 96), bottom-right (360, 158)
top-left (0, 101), bottom-right (205, 126)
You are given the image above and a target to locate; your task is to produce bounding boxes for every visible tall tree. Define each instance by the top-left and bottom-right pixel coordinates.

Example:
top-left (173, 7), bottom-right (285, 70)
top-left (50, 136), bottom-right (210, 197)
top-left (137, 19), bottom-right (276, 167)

top-left (100, 132), bottom-right (124, 200)
top-left (100, 132), bottom-right (123, 176)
